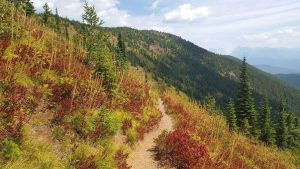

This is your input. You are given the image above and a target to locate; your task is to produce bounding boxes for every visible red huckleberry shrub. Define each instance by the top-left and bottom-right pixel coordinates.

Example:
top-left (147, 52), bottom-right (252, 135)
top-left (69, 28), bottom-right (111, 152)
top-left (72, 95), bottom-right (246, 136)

top-left (167, 130), bottom-right (211, 169)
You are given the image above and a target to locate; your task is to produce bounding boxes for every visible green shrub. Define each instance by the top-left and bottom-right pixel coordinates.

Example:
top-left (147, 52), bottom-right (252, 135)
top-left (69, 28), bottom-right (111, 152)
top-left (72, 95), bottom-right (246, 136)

top-left (70, 110), bottom-right (97, 136)
top-left (14, 72), bottom-right (34, 88)
top-left (155, 130), bottom-right (170, 159)
top-left (1, 139), bottom-right (21, 160)
top-left (70, 113), bottom-right (85, 134)
top-left (52, 126), bottom-right (65, 141)
top-left (73, 144), bottom-right (91, 162)
top-left (99, 109), bottom-right (124, 136)
top-left (96, 139), bottom-right (117, 169)
top-left (126, 128), bottom-right (138, 144)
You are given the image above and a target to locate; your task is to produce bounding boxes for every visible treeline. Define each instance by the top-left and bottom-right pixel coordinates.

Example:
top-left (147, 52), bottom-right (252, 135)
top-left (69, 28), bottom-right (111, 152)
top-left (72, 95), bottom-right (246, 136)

top-left (226, 57), bottom-right (300, 149)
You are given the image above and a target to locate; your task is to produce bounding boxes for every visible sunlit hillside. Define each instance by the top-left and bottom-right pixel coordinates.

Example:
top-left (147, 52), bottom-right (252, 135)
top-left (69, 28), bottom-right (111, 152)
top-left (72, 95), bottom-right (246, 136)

top-left (0, 0), bottom-right (299, 169)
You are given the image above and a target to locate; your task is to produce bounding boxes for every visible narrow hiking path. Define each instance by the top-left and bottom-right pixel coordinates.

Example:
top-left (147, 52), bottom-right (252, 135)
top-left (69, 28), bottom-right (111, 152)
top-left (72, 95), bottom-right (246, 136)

top-left (127, 98), bottom-right (173, 169)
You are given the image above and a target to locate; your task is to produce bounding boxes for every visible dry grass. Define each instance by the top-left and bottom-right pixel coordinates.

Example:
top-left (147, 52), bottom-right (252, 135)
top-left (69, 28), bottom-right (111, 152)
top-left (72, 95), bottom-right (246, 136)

top-left (161, 88), bottom-right (298, 169)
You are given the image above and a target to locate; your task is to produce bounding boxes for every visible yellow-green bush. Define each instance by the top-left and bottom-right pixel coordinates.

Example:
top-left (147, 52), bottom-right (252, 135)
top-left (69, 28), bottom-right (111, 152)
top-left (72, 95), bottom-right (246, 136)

top-left (1, 139), bottom-right (21, 160)
top-left (52, 126), bottom-right (65, 141)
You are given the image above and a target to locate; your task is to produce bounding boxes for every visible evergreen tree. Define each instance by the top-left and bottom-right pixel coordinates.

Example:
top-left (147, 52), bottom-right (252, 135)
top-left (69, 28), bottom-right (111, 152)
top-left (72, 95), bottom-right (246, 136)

top-left (295, 118), bottom-right (299, 128)
top-left (82, 2), bottom-right (102, 28)
top-left (259, 94), bottom-right (275, 145)
top-left (24, 0), bottom-right (35, 16)
top-left (226, 99), bottom-right (237, 131)
top-left (286, 111), bottom-right (300, 148)
top-left (42, 3), bottom-right (51, 25)
top-left (82, 2), bottom-right (101, 52)
top-left (276, 99), bottom-right (288, 148)
top-left (204, 95), bottom-right (216, 113)
top-left (12, 0), bottom-right (35, 16)
top-left (235, 57), bottom-right (259, 137)
top-left (64, 23), bottom-right (69, 39)
top-left (82, 2), bottom-right (116, 95)
top-left (55, 8), bottom-right (61, 33)
top-left (117, 33), bottom-right (128, 70)
top-left (242, 119), bottom-right (251, 137)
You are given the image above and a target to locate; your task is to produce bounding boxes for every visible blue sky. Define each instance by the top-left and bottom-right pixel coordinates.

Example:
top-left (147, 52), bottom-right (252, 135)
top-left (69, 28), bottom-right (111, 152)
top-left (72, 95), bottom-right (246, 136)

top-left (32, 0), bottom-right (300, 54)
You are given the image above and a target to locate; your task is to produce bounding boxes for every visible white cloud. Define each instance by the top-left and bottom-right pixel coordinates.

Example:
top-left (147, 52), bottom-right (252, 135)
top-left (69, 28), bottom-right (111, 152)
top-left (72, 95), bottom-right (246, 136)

top-left (164, 4), bottom-right (209, 23)
top-left (239, 28), bottom-right (300, 48)
top-left (150, 0), bottom-right (161, 10)
top-left (31, 0), bottom-right (300, 54)
top-left (32, 0), bottom-right (129, 27)
top-left (151, 26), bottom-right (174, 33)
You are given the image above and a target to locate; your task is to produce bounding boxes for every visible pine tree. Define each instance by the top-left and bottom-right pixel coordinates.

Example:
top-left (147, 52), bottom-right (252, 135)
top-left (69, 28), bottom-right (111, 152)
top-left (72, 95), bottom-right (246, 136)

top-left (55, 8), bottom-right (60, 33)
top-left (259, 94), bottom-right (275, 145)
top-left (82, 2), bottom-right (101, 52)
top-left (286, 111), bottom-right (300, 148)
top-left (295, 118), bottom-right (299, 128)
top-left (242, 119), bottom-right (251, 137)
top-left (11, 0), bottom-right (35, 16)
top-left (42, 3), bottom-right (51, 25)
top-left (227, 99), bottom-right (237, 131)
top-left (82, 1), bottom-right (116, 95)
top-left (64, 23), bottom-right (69, 39)
top-left (204, 95), bottom-right (216, 113)
top-left (235, 57), bottom-right (259, 137)
top-left (82, 2), bottom-right (102, 28)
top-left (24, 0), bottom-right (35, 16)
top-left (117, 33), bottom-right (128, 71)
top-left (276, 99), bottom-right (288, 148)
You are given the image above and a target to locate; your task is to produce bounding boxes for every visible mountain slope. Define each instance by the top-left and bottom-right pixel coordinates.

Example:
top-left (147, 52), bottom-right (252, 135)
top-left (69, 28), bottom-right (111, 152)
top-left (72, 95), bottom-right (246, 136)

top-left (0, 1), bottom-right (299, 168)
top-left (105, 27), bottom-right (300, 116)
top-left (276, 74), bottom-right (300, 89)
top-left (0, 2), bottom-right (161, 168)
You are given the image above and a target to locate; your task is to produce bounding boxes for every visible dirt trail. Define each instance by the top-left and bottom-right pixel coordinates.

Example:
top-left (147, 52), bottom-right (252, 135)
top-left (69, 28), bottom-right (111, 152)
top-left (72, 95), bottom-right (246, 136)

top-left (127, 98), bottom-right (173, 169)
top-left (28, 104), bottom-right (65, 159)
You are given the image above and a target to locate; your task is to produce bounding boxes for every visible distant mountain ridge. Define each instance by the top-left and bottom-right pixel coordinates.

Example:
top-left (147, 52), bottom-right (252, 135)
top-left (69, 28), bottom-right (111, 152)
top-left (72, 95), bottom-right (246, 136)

top-left (255, 64), bottom-right (300, 74)
top-left (232, 47), bottom-right (300, 74)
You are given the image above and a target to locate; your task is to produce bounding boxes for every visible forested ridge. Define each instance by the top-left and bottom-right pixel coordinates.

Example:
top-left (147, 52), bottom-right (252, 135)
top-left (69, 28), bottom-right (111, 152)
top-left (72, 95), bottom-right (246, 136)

top-left (104, 27), bottom-right (300, 116)
top-left (0, 0), bottom-right (299, 168)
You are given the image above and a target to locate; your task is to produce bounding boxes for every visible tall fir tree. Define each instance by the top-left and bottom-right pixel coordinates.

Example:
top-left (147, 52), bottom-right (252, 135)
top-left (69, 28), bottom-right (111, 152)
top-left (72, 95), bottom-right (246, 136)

top-left (226, 99), bottom-right (237, 131)
top-left (259, 94), bottom-right (275, 145)
top-left (82, 2), bottom-right (102, 28)
top-left (276, 99), bottom-right (288, 148)
top-left (235, 57), bottom-right (259, 137)
top-left (286, 111), bottom-right (300, 148)
top-left (42, 3), bottom-right (51, 25)
top-left (82, 2), bottom-right (116, 95)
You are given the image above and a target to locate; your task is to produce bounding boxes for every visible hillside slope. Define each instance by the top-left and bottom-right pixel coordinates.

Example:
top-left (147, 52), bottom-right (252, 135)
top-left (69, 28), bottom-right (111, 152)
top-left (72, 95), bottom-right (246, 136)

top-left (106, 27), bottom-right (300, 116)
top-left (155, 89), bottom-right (299, 168)
top-left (0, 2), bottom-right (161, 168)
top-left (0, 1), bottom-right (299, 169)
